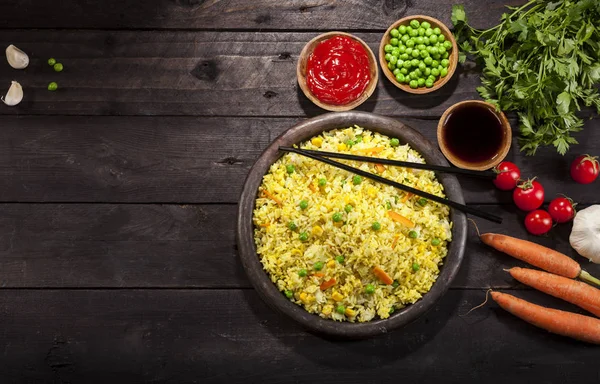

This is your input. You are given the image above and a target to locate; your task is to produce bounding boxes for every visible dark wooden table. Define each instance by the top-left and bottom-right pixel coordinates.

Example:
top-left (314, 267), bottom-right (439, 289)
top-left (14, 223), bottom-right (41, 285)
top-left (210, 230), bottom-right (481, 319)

top-left (1, 1), bottom-right (599, 382)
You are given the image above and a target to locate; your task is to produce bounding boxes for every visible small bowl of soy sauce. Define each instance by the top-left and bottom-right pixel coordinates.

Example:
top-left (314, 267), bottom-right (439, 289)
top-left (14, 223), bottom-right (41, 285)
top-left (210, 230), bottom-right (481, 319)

top-left (437, 100), bottom-right (512, 171)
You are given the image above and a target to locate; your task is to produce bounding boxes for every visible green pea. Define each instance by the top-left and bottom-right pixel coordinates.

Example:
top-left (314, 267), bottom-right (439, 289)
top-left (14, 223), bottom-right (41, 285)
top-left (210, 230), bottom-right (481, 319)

top-left (346, 139), bottom-right (356, 147)
top-left (53, 63), bottom-right (63, 72)
top-left (314, 262), bottom-right (324, 271)
top-left (418, 61), bottom-right (426, 71)
top-left (298, 268), bottom-right (308, 277)
top-left (425, 80), bottom-right (434, 88)
top-left (433, 27), bottom-right (441, 35)
top-left (414, 69), bottom-right (422, 77)
top-left (400, 68), bottom-right (408, 75)
top-left (398, 45), bottom-right (406, 54)
top-left (390, 38), bottom-right (399, 46)
top-left (406, 26), bottom-right (413, 34)
top-left (437, 45), bottom-right (447, 54)
top-left (409, 230), bottom-right (418, 238)
top-left (424, 56), bottom-right (433, 66)
top-left (421, 21), bottom-right (431, 29)
top-left (411, 58), bottom-right (420, 67)
top-left (427, 75), bottom-right (436, 83)
top-left (412, 263), bottom-right (420, 272)
top-left (336, 305), bottom-right (346, 314)
top-left (409, 80), bottom-right (418, 89)
top-left (47, 82), bottom-right (58, 91)
top-left (415, 36), bottom-right (424, 45)
top-left (418, 27), bottom-right (425, 36)
top-left (389, 56), bottom-right (398, 65)
top-left (336, 255), bottom-right (345, 264)
top-left (287, 221), bottom-right (298, 231)
top-left (431, 60), bottom-right (440, 68)
top-left (411, 50), bottom-right (420, 58)
top-left (332, 212), bottom-right (343, 222)
top-left (384, 44), bottom-right (393, 53)
top-left (393, 68), bottom-right (401, 76)
top-left (440, 67), bottom-right (448, 77)
top-left (387, 62), bottom-right (395, 71)
top-left (416, 44), bottom-right (426, 51)
top-left (286, 164), bottom-right (295, 174)
top-left (423, 36), bottom-right (430, 45)
top-left (425, 28), bottom-right (433, 37)
top-left (417, 78), bottom-right (426, 87)
top-left (390, 137), bottom-right (400, 147)
top-left (410, 19), bottom-right (420, 29)
top-left (389, 307), bottom-right (395, 315)
top-left (285, 290), bottom-right (293, 299)
top-left (385, 53), bottom-right (392, 62)
top-left (429, 46), bottom-right (438, 55)
top-left (443, 40), bottom-right (452, 50)
top-left (429, 34), bottom-right (438, 44)
top-left (316, 177), bottom-right (325, 186)
top-left (299, 232), bottom-right (308, 242)
top-left (417, 197), bottom-right (428, 206)
top-left (356, 135), bottom-right (363, 143)
top-left (442, 51), bottom-right (449, 59)
top-left (421, 50), bottom-right (430, 60)
top-left (433, 53), bottom-right (441, 60)
top-left (431, 238), bottom-right (441, 246)
top-left (402, 60), bottom-right (411, 69)
top-left (405, 39), bottom-right (415, 48)
top-left (398, 25), bottom-right (407, 35)
top-left (405, 47), bottom-right (413, 55)
top-left (441, 59), bottom-right (449, 68)
top-left (437, 34), bottom-right (446, 42)
top-left (401, 34), bottom-right (410, 43)
top-left (386, 201), bottom-right (392, 210)
top-left (424, 67), bottom-right (431, 76)
top-left (372, 221), bottom-right (381, 231)
top-left (392, 280), bottom-right (400, 288)
top-left (352, 175), bottom-right (362, 185)
top-left (431, 68), bottom-right (440, 77)
top-left (400, 53), bottom-right (410, 61)
top-left (397, 59), bottom-right (404, 67)
top-left (409, 29), bottom-right (418, 37)
top-left (344, 204), bottom-right (353, 213)
top-left (299, 200), bottom-right (308, 210)
top-left (48, 58), bottom-right (56, 66)
top-left (395, 73), bottom-right (405, 83)
top-left (390, 29), bottom-right (400, 38)
top-left (409, 71), bottom-right (418, 80)
top-left (365, 284), bottom-right (375, 294)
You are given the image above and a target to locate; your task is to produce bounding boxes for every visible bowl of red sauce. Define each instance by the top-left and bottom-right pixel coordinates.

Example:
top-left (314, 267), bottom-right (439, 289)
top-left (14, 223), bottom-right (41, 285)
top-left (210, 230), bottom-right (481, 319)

top-left (297, 32), bottom-right (378, 111)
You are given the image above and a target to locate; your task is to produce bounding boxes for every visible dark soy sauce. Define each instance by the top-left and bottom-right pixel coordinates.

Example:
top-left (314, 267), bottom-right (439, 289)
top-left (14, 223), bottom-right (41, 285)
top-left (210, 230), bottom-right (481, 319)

top-left (442, 103), bottom-right (504, 164)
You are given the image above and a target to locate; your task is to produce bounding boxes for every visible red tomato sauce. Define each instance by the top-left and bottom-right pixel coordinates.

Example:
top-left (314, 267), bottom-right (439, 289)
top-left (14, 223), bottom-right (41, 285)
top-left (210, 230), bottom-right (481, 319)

top-left (306, 36), bottom-right (371, 106)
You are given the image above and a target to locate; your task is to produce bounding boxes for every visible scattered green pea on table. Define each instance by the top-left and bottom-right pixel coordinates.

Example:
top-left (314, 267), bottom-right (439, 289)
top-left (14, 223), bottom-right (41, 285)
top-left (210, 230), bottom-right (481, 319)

top-left (383, 18), bottom-right (452, 89)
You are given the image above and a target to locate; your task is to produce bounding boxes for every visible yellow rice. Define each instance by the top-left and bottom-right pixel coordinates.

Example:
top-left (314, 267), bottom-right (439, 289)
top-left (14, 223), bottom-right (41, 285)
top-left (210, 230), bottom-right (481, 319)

top-left (253, 126), bottom-right (452, 322)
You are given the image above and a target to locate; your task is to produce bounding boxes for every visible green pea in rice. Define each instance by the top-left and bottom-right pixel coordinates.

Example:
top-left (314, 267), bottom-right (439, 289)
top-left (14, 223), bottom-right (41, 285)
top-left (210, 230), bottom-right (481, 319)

top-left (253, 126), bottom-right (452, 322)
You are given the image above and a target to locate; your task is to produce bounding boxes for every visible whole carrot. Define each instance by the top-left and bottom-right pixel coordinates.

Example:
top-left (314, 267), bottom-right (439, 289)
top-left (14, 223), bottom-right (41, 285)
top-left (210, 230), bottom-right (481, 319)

top-left (479, 233), bottom-right (600, 287)
top-left (508, 267), bottom-right (600, 318)
top-left (491, 291), bottom-right (600, 344)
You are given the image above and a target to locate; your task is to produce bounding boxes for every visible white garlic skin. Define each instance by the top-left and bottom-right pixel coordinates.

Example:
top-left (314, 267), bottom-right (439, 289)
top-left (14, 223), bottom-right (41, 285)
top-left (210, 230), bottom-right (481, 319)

top-left (1, 81), bottom-right (23, 106)
top-left (570, 205), bottom-right (600, 264)
top-left (5, 45), bottom-right (29, 69)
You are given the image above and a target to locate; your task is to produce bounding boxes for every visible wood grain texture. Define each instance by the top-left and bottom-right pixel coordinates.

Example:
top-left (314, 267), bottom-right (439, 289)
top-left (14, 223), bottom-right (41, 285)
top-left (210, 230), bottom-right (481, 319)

top-left (0, 289), bottom-right (598, 383)
top-left (0, 31), bottom-right (484, 117)
top-left (0, 0), bottom-right (524, 30)
top-left (1, 116), bottom-right (598, 204)
top-left (1, 204), bottom-right (597, 289)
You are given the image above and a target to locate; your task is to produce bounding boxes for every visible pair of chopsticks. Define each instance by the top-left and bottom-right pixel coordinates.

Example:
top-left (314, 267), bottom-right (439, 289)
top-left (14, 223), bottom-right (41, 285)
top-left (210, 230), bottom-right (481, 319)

top-left (279, 146), bottom-right (502, 224)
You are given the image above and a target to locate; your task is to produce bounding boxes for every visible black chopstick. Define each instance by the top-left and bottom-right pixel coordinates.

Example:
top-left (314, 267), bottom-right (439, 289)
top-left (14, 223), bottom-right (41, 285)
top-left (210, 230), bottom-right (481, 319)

top-left (279, 146), bottom-right (496, 179)
top-left (280, 146), bottom-right (503, 224)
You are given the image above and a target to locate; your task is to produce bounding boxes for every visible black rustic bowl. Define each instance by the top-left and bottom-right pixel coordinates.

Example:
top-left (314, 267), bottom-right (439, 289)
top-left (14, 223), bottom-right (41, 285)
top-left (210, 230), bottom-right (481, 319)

top-left (237, 111), bottom-right (466, 339)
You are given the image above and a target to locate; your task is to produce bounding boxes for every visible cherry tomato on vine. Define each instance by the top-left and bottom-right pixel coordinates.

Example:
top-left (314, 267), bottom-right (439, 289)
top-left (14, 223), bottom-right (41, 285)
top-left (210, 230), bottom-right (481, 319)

top-left (513, 179), bottom-right (544, 211)
top-left (493, 161), bottom-right (521, 191)
top-left (524, 210), bottom-right (552, 235)
top-left (548, 196), bottom-right (575, 223)
top-left (570, 155), bottom-right (599, 184)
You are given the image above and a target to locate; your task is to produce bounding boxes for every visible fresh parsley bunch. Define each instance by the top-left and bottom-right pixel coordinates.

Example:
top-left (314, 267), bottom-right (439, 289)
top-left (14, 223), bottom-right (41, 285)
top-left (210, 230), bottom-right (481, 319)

top-left (452, 0), bottom-right (600, 155)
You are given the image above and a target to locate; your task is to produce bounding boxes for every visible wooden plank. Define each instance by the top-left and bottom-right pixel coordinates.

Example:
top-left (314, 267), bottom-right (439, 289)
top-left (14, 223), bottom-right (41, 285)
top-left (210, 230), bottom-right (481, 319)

top-left (2, 204), bottom-right (597, 289)
top-left (0, 0), bottom-right (524, 30)
top-left (1, 116), bottom-right (598, 204)
top-left (0, 289), bottom-right (598, 383)
top-left (0, 30), bottom-right (484, 117)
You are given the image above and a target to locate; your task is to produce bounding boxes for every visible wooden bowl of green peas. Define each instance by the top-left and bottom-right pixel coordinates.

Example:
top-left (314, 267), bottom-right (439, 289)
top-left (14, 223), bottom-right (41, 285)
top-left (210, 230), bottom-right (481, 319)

top-left (379, 15), bottom-right (458, 94)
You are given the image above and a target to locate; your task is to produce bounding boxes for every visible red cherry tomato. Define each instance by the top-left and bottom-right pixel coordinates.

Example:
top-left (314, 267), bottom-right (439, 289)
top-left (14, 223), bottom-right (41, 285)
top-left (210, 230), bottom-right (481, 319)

top-left (548, 196), bottom-right (575, 223)
top-left (513, 179), bottom-right (545, 211)
top-left (524, 210), bottom-right (553, 235)
top-left (570, 154), bottom-right (599, 184)
top-left (493, 161), bottom-right (521, 191)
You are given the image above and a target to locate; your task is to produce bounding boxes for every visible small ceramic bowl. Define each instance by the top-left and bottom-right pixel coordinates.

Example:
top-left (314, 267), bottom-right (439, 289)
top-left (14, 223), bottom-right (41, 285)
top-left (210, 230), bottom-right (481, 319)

top-left (297, 31), bottom-right (379, 112)
top-left (379, 15), bottom-right (458, 94)
top-left (437, 100), bottom-right (512, 171)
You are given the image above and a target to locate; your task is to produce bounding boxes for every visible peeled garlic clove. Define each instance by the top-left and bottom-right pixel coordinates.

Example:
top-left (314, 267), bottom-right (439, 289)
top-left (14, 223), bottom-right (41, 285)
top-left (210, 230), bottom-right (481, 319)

top-left (5, 45), bottom-right (29, 69)
top-left (1, 81), bottom-right (23, 106)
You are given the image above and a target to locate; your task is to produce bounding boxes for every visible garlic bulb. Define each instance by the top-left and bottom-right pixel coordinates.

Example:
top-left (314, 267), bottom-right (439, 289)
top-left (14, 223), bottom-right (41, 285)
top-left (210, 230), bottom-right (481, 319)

top-left (1, 81), bottom-right (23, 106)
top-left (570, 205), bottom-right (600, 263)
top-left (5, 45), bottom-right (29, 69)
